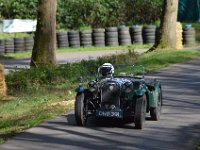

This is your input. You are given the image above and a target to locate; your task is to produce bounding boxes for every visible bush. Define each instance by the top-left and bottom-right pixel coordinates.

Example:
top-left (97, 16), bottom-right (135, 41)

top-left (57, 0), bottom-right (126, 29)
top-left (0, 0), bottom-right (37, 19)
top-left (0, 0), bottom-right (163, 29)
top-left (6, 51), bottom-right (138, 92)
top-left (124, 0), bottom-right (163, 25)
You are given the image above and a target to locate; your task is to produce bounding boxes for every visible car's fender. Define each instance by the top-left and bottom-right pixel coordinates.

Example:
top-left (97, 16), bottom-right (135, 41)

top-left (149, 82), bottom-right (161, 108)
top-left (134, 84), bottom-right (147, 97)
top-left (75, 85), bottom-right (85, 93)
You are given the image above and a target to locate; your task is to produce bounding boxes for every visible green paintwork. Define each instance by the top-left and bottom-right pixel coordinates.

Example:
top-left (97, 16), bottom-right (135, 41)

top-left (149, 82), bottom-right (160, 108)
top-left (75, 79), bottom-right (161, 111)
top-left (124, 83), bottom-right (147, 101)
top-left (75, 85), bottom-right (84, 93)
top-left (134, 85), bottom-right (147, 97)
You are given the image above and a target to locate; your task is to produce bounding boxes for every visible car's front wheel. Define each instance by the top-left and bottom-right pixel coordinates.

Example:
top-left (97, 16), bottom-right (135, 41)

top-left (134, 95), bottom-right (147, 129)
top-left (75, 93), bottom-right (87, 126)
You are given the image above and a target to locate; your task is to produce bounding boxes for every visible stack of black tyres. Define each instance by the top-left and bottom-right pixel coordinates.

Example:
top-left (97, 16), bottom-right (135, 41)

top-left (14, 38), bottom-right (25, 53)
top-left (0, 40), bottom-right (5, 54)
top-left (105, 27), bottom-right (119, 46)
top-left (80, 30), bottom-right (92, 47)
top-left (130, 26), bottom-right (143, 44)
top-left (183, 27), bottom-right (196, 46)
top-left (57, 32), bottom-right (69, 48)
top-left (93, 28), bottom-right (105, 47)
top-left (143, 25), bottom-right (157, 44)
top-left (118, 26), bottom-right (131, 46)
top-left (68, 31), bottom-right (80, 48)
top-left (24, 37), bottom-right (34, 51)
top-left (5, 39), bottom-right (14, 54)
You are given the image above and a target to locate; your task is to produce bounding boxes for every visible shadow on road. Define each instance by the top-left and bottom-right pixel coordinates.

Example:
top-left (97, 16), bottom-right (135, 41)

top-left (12, 120), bottom-right (200, 150)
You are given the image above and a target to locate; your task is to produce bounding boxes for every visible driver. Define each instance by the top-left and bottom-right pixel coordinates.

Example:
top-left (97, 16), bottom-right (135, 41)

top-left (99, 63), bottom-right (114, 78)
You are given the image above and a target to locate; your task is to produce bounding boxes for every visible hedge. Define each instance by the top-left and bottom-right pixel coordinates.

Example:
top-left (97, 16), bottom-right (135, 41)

top-left (0, 0), bottom-right (163, 29)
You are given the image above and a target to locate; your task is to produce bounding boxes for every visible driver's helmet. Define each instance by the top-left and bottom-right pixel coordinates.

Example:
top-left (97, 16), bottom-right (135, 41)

top-left (99, 63), bottom-right (114, 77)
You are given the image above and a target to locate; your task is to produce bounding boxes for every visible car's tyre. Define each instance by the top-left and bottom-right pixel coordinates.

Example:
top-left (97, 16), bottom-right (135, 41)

top-left (134, 95), bottom-right (147, 129)
top-left (75, 93), bottom-right (87, 126)
top-left (150, 87), bottom-right (162, 121)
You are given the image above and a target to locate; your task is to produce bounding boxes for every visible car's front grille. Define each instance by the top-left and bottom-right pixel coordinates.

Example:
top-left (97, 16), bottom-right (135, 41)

top-left (101, 82), bottom-right (120, 108)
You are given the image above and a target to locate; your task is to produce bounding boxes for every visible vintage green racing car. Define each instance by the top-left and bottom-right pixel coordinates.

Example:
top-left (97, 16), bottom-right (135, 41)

top-left (74, 63), bottom-right (163, 129)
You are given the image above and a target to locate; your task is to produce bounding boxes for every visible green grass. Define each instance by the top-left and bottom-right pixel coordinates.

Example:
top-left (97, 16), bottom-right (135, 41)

top-left (1, 49), bottom-right (200, 144)
top-left (1, 44), bottom-right (151, 59)
top-left (57, 44), bottom-right (150, 53)
top-left (0, 93), bottom-right (75, 144)
top-left (0, 32), bottom-right (32, 39)
top-left (136, 49), bottom-right (200, 72)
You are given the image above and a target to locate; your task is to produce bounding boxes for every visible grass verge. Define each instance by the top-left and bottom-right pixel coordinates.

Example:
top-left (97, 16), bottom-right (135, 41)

top-left (0, 44), bottom-right (151, 59)
top-left (0, 49), bottom-right (200, 144)
top-left (0, 33), bottom-right (32, 39)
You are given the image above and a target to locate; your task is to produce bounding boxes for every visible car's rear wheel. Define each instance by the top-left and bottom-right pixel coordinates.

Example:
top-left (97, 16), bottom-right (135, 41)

top-left (150, 87), bottom-right (162, 121)
top-left (134, 95), bottom-right (147, 129)
top-left (75, 93), bottom-right (87, 126)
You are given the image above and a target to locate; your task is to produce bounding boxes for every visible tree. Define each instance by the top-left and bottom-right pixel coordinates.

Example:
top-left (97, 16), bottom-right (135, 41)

top-left (30, 0), bottom-right (57, 67)
top-left (148, 0), bottom-right (179, 52)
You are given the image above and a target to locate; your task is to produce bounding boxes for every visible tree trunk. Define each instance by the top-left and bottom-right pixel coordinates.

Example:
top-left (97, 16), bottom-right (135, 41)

top-left (148, 0), bottom-right (179, 52)
top-left (30, 0), bottom-right (57, 67)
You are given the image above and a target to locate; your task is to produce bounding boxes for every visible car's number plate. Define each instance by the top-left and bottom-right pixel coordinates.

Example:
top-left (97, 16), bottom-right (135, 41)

top-left (96, 110), bottom-right (123, 118)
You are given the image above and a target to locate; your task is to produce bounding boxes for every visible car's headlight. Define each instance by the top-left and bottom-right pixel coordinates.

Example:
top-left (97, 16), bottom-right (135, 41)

top-left (123, 81), bottom-right (133, 93)
top-left (88, 81), bottom-right (97, 92)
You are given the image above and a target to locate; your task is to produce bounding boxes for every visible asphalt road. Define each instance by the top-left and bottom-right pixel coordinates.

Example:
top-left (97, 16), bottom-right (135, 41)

top-left (0, 57), bottom-right (200, 150)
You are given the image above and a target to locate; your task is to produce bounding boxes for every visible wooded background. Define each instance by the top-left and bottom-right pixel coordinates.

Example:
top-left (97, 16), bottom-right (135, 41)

top-left (0, 0), bottom-right (198, 30)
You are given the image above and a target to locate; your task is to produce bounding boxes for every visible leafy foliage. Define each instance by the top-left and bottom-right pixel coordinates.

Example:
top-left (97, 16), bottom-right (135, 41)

top-left (0, 0), bottom-right (163, 29)
top-left (57, 0), bottom-right (127, 29)
top-left (6, 51), bottom-right (138, 93)
top-left (0, 0), bottom-right (37, 19)
top-left (123, 0), bottom-right (163, 25)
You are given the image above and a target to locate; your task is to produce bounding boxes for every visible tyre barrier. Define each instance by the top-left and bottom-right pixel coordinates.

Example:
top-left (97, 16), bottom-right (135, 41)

top-left (118, 26), bottom-right (131, 46)
top-left (14, 38), bottom-right (25, 53)
top-left (143, 25), bottom-right (157, 44)
top-left (105, 27), bottom-right (119, 46)
top-left (80, 30), bottom-right (92, 47)
top-left (0, 25), bottom-right (197, 55)
top-left (0, 40), bottom-right (5, 54)
top-left (5, 39), bottom-right (14, 54)
top-left (68, 31), bottom-right (80, 48)
top-left (182, 27), bottom-right (196, 46)
top-left (93, 28), bottom-right (105, 47)
top-left (130, 26), bottom-right (143, 44)
top-left (24, 36), bottom-right (34, 51)
top-left (57, 32), bottom-right (69, 48)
